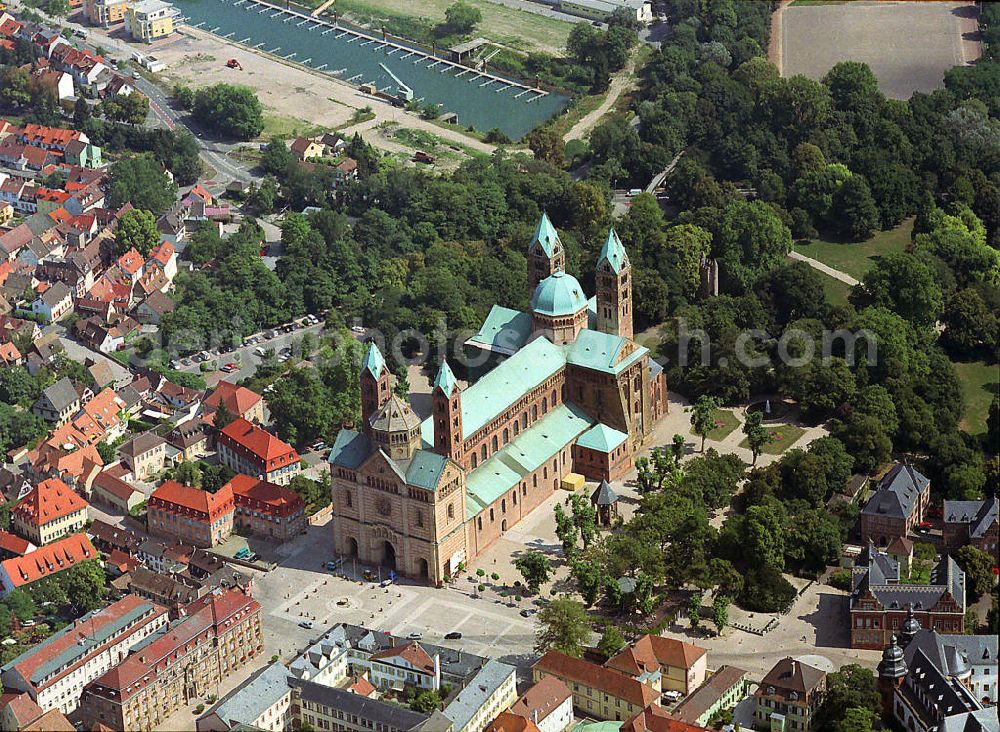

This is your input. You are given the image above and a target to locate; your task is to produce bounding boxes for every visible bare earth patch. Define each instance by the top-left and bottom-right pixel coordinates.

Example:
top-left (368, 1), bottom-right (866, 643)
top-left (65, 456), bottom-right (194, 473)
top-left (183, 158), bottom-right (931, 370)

top-left (780, 1), bottom-right (981, 99)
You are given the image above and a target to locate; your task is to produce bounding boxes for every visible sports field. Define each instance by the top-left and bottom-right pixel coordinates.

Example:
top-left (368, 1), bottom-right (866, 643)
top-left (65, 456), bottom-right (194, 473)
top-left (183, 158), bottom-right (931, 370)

top-left (780, 1), bottom-right (980, 99)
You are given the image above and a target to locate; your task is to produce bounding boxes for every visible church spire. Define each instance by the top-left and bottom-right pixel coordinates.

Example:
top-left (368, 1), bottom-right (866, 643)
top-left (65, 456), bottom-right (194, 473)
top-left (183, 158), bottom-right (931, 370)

top-left (433, 360), bottom-right (458, 396)
top-left (596, 228), bottom-right (633, 340)
top-left (527, 212), bottom-right (565, 297)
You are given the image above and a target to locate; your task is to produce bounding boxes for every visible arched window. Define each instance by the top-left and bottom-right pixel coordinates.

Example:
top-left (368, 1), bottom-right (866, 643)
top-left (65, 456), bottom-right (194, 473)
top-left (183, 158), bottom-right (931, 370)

top-left (447, 503), bottom-right (454, 519)
top-left (491, 435), bottom-right (498, 452)
top-left (489, 508), bottom-right (494, 522)
top-left (503, 428), bottom-right (509, 444)
top-left (345, 491), bottom-right (352, 507)
top-left (481, 445), bottom-right (487, 461)
top-left (532, 405), bottom-right (538, 421)
top-left (501, 499), bottom-right (506, 513)
top-left (512, 491), bottom-right (517, 506)
top-left (542, 397), bottom-right (548, 414)
top-left (416, 510), bottom-right (424, 527)
top-left (513, 421), bottom-right (520, 436)
top-left (551, 389), bottom-right (557, 405)
top-left (471, 453), bottom-right (478, 469)
top-left (477, 517), bottom-right (483, 531)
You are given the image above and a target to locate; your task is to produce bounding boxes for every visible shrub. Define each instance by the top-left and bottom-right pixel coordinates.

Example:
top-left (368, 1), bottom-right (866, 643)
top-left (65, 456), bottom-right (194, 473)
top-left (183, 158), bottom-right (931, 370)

top-left (829, 568), bottom-right (852, 591)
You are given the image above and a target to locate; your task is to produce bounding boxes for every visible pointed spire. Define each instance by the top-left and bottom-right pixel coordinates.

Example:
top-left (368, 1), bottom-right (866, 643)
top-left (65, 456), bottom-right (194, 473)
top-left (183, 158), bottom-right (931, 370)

top-left (433, 360), bottom-right (458, 396)
top-left (361, 343), bottom-right (385, 379)
top-left (530, 211), bottom-right (560, 258)
top-left (598, 228), bottom-right (629, 273)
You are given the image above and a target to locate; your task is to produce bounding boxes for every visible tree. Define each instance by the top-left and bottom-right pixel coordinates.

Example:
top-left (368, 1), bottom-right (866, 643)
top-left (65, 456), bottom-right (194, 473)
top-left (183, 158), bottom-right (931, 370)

top-left (554, 503), bottom-right (577, 555)
top-left (687, 591), bottom-right (702, 629)
top-left (597, 625), bottom-right (626, 660)
top-left (192, 84), bottom-right (264, 140)
top-left (834, 414), bottom-right (892, 474)
top-left (212, 402), bottom-right (237, 431)
top-left (0, 366), bottom-right (40, 405)
top-left (714, 200), bottom-right (792, 293)
top-left (3, 589), bottom-right (36, 621)
top-left (0, 68), bottom-right (30, 109)
top-left (745, 504), bottom-right (785, 569)
top-left (61, 559), bottom-right (106, 612)
top-left (816, 665), bottom-right (880, 731)
top-left (107, 153), bottom-right (178, 215)
top-left (743, 411), bottom-right (770, 465)
top-left (514, 551), bottom-right (552, 594)
top-left (261, 138), bottom-right (295, 176)
top-left (831, 175), bottom-right (878, 240)
top-left (442, 1), bottom-right (481, 34)
top-left (173, 460), bottom-right (202, 487)
top-left (115, 209), bottom-right (160, 257)
top-left (855, 252), bottom-right (943, 327)
top-left (634, 572), bottom-right (654, 614)
top-left (691, 395), bottom-right (720, 452)
top-left (571, 559), bottom-right (604, 607)
top-left (409, 689), bottom-right (442, 713)
top-left (663, 224), bottom-right (712, 299)
top-left (941, 288), bottom-right (998, 357)
top-left (47, 0), bottom-right (70, 15)
top-left (955, 545), bottom-right (995, 600)
top-left (712, 594), bottom-right (729, 635)
top-left (535, 598), bottom-right (591, 657)
top-left (96, 440), bottom-right (118, 464)
top-left (526, 126), bottom-right (565, 168)
top-left (74, 96), bottom-right (91, 127)
top-left (201, 464), bottom-right (235, 493)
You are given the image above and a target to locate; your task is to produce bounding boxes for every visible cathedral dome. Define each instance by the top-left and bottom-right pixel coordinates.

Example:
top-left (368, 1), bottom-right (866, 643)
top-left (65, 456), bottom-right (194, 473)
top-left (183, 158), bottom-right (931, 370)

top-left (531, 271), bottom-right (587, 317)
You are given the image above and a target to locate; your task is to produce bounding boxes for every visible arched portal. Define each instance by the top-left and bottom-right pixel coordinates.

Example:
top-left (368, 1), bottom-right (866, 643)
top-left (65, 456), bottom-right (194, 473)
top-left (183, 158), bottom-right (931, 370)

top-left (418, 558), bottom-right (429, 577)
top-left (382, 540), bottom-right (397, 570)
top-left (346, 537), bottom-right (358, 557)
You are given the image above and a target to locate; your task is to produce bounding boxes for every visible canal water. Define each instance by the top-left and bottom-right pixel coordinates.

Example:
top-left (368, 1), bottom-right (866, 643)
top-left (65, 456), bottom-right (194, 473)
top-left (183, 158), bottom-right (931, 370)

top-left (175, 0), bottom-right (569, 140)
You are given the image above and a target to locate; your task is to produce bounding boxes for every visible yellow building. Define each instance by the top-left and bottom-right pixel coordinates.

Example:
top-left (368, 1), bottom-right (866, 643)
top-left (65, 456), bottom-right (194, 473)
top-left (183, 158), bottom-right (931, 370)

top-left (11, 478), bottom-right (89, 546)
top-left (0, 203), bottom-right (13, 224)
top-left (83, 0), bottom-right (130, 26)
top-left (126, 0), bottom-right (178, 42)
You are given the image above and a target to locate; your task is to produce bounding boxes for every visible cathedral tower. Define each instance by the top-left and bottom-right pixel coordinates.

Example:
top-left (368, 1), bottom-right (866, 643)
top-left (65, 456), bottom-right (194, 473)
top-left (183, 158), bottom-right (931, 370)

top-left (528, 212), bottom-right (565, 297)
top-left (360, 343), bottom-right (392, 438)
top-left (432, 360), bottom-right (463, 462)
top-left (596, 228), bottom-right (633, 340)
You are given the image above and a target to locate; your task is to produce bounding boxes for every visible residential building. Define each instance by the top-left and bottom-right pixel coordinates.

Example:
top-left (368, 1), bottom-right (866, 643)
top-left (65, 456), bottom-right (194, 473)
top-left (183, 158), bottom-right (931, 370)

top-left (117, 431), bottom-right (169, 480)
top-left (850, 544), bottom-right (966, 649)
top-left (125, 0), bottom-right (179, 42)
top-left (90, 471), bottom-right (144, 514)
top-left (147, 480), bottom-right (235, 547)
top-left (218, 418), bottom-right (301, 486)
top-left (292, 679), bottom-right (431, 732)
top-left (329, 217), bottom-right (667, 585)
top-left (11, 477), bottom-right (88, 545)
top-left (64, 140), bottom-right (103, 168)
top-left (860, 464), bottom-right (931, 547)
top-left (166, 418), bottom-right (211, 461)
top-left (506, 676), bottom-right (574, 732)
top-left (752, 658), bottom-right (826, 732)
top-left (290, 137), bottom-right (324, 161)
top-left (134, 289), bottom-right (174, 323)
top-left (0, 595), bottom-right (168, 715)
top-left (0, 531), bottom-right (35, 560)
top-left (668, 666), bottom-right (751, 729)
top-left (532, 651), bottom-right (659, 721)
top-left (606, 635), bottom-right (708, 696)
top-left (943, 497), bottom-right (998, 554)
top-left (29, 377), bottom-right (87, 423)
top-left (485, 711), bottom-right (541, 732)
top-left (0, 693), bottom-right (49, 731)
top-left (0, 533), bottom-right (99, 596)
top-left (86, 519), bottom-right (140, 555)
top-left (226, 473), bottom-right (307, 541)
top-left (31, 281), bottom-right (73, 322)
top-left (79, 589), bottom-right (263, 731)
top-left (203, 381), bottom-right (265, 425)
top-left (196, 662), bottom-right (293, 732)
top-left (441, 659), bottom-right (517, 732)
top-left (83, 0), bottom-right (130, 26)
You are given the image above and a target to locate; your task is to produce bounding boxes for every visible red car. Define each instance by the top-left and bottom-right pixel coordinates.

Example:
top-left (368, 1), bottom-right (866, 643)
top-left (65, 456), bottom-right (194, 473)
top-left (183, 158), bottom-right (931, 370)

top-left (917, 521), bottom-right (932, 533)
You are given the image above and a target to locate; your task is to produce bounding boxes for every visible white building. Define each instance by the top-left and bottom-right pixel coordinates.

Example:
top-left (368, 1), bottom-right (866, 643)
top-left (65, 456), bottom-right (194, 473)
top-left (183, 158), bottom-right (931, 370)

top-left (196, 662), bottom-right (293, 732)
top-left (0, 596), bottom-right (168, 715)
top-left (442, 660), bottom-right (518, 732)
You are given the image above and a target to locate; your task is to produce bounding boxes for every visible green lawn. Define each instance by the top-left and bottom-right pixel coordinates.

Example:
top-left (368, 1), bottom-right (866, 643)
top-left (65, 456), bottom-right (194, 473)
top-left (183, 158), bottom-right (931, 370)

top-left (953, 360), bottom-right (999, 436)
top-left (705, 409), bottom-right (741, 442)
top-left (792, 218), bottom-right (913, 281)
top-left (739, 424), bottom-right (808, 455)
top-left (261, 114), bottom-right (327, 139)
top-left (331, 0), bottom-right (573, 55)
top-left (819, 273), bottom-right (852, 307)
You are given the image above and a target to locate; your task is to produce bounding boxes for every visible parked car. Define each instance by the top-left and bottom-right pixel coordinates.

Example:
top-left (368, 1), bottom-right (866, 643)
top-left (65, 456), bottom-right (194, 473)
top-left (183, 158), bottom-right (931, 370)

top-left (445, 632), bottom-right (462, 640)
top-left (299, 620), bottom-right (314, 629)
top-left (406, 632), bottom-right (422, 640)
top-left (917, 521), bottom-right (932, 533)
top-left (351, 325), bottom-right (365, 333)
top-left (311, 441), bottom-right (327, 452)
top-left (519, 609), bottom-right (534, 617)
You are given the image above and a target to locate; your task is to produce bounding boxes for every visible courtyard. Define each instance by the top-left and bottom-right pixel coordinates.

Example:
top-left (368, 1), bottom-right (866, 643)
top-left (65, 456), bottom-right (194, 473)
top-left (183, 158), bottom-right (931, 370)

top-left (779, 1), bottom-right (980, 99)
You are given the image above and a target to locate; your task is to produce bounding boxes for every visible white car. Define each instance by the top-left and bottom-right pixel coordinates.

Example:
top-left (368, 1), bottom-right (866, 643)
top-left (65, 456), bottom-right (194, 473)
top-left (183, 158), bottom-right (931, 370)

top-left (351, 325), bottom-right (365, 333)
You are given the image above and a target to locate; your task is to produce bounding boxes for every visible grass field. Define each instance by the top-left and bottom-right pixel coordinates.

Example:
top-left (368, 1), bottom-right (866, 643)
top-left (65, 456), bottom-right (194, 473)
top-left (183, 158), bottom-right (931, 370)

top-left (819, 273), bottom-right (853, 307)
top-left (953, 360), bottom-right (999, 436)
top-left (330, 0), bottom-right (573, 55)
top-left (792, 218), bottom-right (913, 281)
top-left (261, 114), bottom-right (327, 139)
top-left (739, 424), bottom-right (807, 455)
top-left (705, 409), bottom-right (741, 442)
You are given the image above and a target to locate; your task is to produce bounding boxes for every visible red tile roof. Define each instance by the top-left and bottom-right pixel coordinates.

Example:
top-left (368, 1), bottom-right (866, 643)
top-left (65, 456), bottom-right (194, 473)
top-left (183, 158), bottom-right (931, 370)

top-left (149, 480), bottom-right (234, 522)
top-left (534, 651), bottom-right (659, 709)
top-left (606, 635), bottom-right (707, 677)
top-left (92, 471), bottom-right (140, 503)
top-left (0, 530), bottom-right (33, 556)
top-left (227, 473), bottom-right (304, 518)
top-left (219, 418), bottom-right (298, 464)
top-left (0, 693), bottom-right (44, 727)
top-left (621, 705), bottom-right (708, 732)
top-left (204, 381), bottom-right (262, 419)
top-left (509, 676), bottom-right (572, 723)
top-left (20, 123), bottom-right (83, 148)
top-left (12, 478), bottom-right (88, 527)
top-left (147, 240), bottom-right (174, 267)
top-left (0, 533), bottom-right (98, 588)
top-left (485, 712), bottom-right (541, 732)
top-left (116, 247), bottom-right (143, 276)
top-left (370, 641), bottom-right (435, 673)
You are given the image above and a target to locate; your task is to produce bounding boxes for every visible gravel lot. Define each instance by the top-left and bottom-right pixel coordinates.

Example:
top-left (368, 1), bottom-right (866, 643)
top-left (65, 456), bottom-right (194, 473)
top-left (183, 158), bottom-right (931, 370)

top-left (780, 1), bottom-right (980, 99)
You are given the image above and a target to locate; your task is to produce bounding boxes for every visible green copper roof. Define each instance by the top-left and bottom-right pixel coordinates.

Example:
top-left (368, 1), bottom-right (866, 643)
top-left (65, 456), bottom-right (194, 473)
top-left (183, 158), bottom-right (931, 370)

top-left (465, 402), bottom-right (594, 516)
top-left (361, 343), bottom-right (385, 379)
top-left (422, 337), bottom-right (567, 446)
top-left (565, 329), bottom-right (647, 375)
top-left (433, 361), bottom-right (459, 396)
top-left (530, 212), bottom-right (560, 258)
top-left (466, 305), bottom-right (533, 355)
top-left (404, 450), bottom-right (448, 490)
top-left (327, 429), bottom-right (371, 469)
top-left (577, 423), bottom-right (628, 453)
top-left (531, 271), bottom-right (588, 317)
top-left (598, 228), bottom-right (629, 274)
